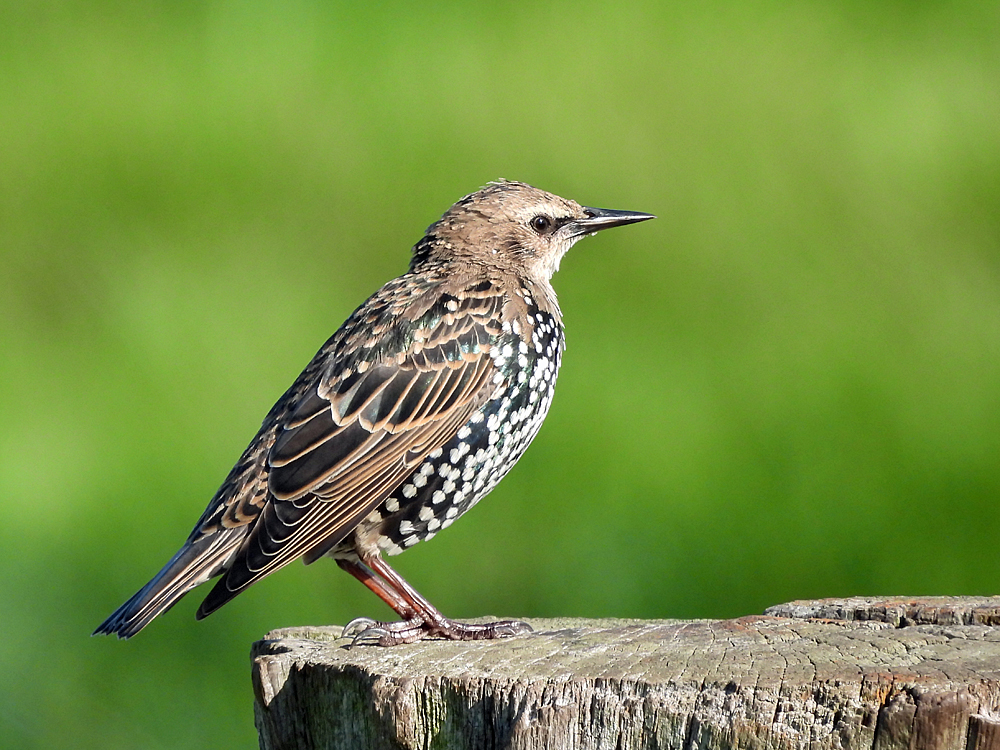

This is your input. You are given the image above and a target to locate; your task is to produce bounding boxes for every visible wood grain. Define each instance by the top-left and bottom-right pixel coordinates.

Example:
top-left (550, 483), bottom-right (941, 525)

top-left (252, 597), bottom-right (1000, 749)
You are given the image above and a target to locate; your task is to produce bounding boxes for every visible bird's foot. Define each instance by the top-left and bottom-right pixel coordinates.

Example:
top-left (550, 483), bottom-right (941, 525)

top-left (341, 615), bottom-right (424, 646)
top-left (341, 615), bottom-right (532, 647)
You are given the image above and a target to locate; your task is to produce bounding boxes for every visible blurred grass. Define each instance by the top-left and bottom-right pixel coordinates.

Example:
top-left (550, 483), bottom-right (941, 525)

top-left (1, 0), bottom-right (999, 747)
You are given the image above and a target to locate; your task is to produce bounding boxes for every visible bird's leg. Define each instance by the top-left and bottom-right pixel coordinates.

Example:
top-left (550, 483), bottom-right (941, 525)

top-left (342, 554), bottom-right (532, 647)
top-left (336, 558), bottom-right (424, 640)
top-left (336, 557), bottom-right (417, 617)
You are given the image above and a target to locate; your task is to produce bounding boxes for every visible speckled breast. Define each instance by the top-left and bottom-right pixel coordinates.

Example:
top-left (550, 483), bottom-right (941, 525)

top-left (364, 306), bottom-right (565, 555)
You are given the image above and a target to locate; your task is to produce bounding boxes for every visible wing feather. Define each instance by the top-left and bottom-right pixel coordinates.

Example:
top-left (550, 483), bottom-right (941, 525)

top-left (268, 407), bottom-right (348, 466)
top-left (269, 420), bottom-right (377, 499)
top-left (329, 364), bottom-right (396, 423)
top-left (194, 289), bottom-right (503, 618)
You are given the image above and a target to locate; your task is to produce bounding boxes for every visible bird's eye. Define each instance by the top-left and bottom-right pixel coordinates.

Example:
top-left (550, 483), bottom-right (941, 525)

top-left (530, 215), bottom-right (552, 234)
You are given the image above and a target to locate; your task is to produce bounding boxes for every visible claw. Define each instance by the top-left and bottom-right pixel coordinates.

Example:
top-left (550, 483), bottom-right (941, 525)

top-left (349, 625), bottom-right (393, 648)
top-left (491, 620), bottom-right (533, 637)
top-left (341, 615), bottom-right (428, 647)
top-left (341, 616), bottom-right (377, 639)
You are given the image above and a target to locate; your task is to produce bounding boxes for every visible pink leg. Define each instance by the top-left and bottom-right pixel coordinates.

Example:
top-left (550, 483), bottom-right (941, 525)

top-left (339, 554), bottom-right (532, 647)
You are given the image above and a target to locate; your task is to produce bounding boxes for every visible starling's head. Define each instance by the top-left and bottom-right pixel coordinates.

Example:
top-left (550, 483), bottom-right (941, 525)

top-left (415, 180), bottom-right (654, 281)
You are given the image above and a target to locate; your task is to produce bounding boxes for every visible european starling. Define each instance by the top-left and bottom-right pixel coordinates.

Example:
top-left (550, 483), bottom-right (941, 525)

top-left (95, 180), bottom-right (654, 645)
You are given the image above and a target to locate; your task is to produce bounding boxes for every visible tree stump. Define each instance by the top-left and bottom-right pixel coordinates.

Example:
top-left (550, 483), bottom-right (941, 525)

top-left (252, 597), bottom-right (1000, 750)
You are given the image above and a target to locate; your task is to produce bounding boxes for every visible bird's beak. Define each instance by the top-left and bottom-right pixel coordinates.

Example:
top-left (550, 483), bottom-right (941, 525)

top-left (571, 207), bottom-right (656, 237)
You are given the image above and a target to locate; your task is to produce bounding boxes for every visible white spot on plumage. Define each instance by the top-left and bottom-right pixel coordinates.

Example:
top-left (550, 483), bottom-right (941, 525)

top-left (381, 540), bottom-right (403, 555)
top-left (450, 442), bottom-right (469, 464)
top-left (367, 318), bottom-right (564, 557)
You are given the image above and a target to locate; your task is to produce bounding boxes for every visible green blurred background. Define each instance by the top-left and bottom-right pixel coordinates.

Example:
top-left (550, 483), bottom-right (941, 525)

top-left (2, 0), bottom-right (999, 747)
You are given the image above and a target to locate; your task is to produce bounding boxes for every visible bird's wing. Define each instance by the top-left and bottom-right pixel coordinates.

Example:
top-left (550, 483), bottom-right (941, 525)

top-left (195, 286), bottom-right (504, 616)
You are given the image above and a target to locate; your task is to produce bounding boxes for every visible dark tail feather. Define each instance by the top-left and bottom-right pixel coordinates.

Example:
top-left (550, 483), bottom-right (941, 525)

top-left (195, 571), bottom-right (241, 621)
top-left (93, 533), bottom-right (241, 639)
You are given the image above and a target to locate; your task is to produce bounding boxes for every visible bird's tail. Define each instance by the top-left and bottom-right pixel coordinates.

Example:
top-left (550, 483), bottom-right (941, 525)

top-left (93, 532), bottom-right (242, 639)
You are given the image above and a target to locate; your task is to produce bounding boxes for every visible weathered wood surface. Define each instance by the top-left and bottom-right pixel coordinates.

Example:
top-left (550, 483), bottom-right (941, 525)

top-left (252, 597), bottom-right (1000, 750)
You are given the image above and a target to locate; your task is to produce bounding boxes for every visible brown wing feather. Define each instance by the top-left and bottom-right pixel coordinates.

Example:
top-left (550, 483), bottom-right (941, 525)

top-left (195, 289), bottom-right (502, 617)
top-left (207, 406), bottom-right (473, 603)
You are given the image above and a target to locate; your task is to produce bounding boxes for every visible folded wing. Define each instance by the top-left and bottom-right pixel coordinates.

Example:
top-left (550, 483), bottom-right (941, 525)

top-left (195, 288), bottom-right (502, 617)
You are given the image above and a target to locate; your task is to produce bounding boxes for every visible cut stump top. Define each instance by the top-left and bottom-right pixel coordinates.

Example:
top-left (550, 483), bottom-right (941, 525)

top-left (253, 597), bottom-right (1000, 750)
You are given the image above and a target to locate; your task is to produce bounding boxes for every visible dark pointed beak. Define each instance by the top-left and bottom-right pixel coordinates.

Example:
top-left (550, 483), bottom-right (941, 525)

top-left (571, 207), bottom-right (656, 237)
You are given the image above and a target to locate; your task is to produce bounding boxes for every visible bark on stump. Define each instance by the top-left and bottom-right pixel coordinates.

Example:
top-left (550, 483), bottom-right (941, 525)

top-left (252, 596), bottom-right (1000, 750)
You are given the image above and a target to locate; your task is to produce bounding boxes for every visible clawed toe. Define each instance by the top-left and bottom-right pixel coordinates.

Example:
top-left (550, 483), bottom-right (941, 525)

top-left (341, 616), bottom-right (377, 639)
top-left (340, 615), bottom-right (427, 647)
top-left (340, 615), bottom-right (533, 647)
top-left (432, 618), bottom-right (533, 641)
top-left (492, 619), bottom-right (533, 637)
top-left (349, 625), bottom-right (394, 648)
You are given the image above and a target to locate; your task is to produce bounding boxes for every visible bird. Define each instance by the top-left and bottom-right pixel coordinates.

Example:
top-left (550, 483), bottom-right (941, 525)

top-left (94, 180), bottom-right (654, 646)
